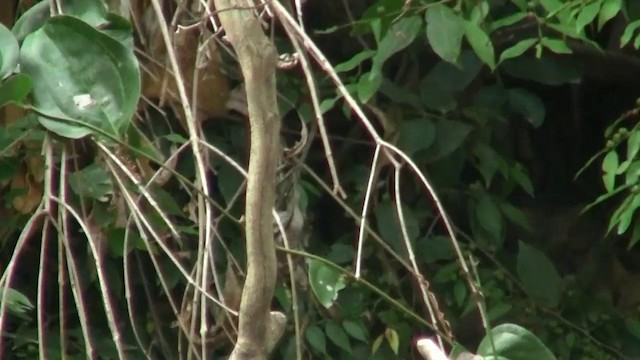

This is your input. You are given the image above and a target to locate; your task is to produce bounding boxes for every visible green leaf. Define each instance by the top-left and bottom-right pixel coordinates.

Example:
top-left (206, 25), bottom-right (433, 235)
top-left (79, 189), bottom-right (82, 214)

top-left (343, 320), bottom-right (368, 342)
top-left (0, 287), bottom-right (34, 320)
top-left (517, 241), bottom-right (563, 308)
top-left (490, 12), bottom-right (527, 31)
top-left (372, 16), bottom-right (422, 74)
top-left (420, 51), bottom-right (482, 112)
top-left (598, 0), bottom-right (622, 31)
top-left (305, 325), bottom-right (327, 354)
top-left (68, 163), bottom-right (113, 201)
top-left (384, 328), bottom-right (400, 354)
top-left (541, 38), bottom-right (572, 54)
top-left (470, 1), bottom-right (490, 24)
top-left (326, 243), bottom-right (355, 264)
top-left (617, 194), bottom-right (640, 235)
top-left (602, 151), bottom-right (619, 192)
top-left (576, 2), bottom-right (601, 33)
top-left (416, 235), bottom-right (455, 263)
top-left (357, 71), bottom-right (382, 103)
top-left (621, 20), bottom-right (640, 48)
top-left (463, 21), bottom-right (495, 70)
top-left (20, 16), bottom-right (140, 140)
top-left (474, 143), bottom-right (503, 187)
top-left (625, 161), bottom-right (640, 185)
top-left (477, 323), bottom-right (556, 360)
top-left (425, 4), bottom-right (465, 64)
top-left (308, 259), bottom-right (347, 309)
top-left (476, 194), bottom-right (503, 239)
top-left (511, 163), bottom-right (534, 197)
top-left (499, 38), bottom-right (537, 63)
top-left (0, 74), bottom-right (32, 107)
top-left (500, 202), bottom-right (531, 231)
top-left (487, 302), bottom-right (512, 321)
top-left (217, 162), bottom-right (244, 205)
top-left (628, 219), bottom-right (640, 249)
top-left (335, 50), bottom-right (376, 72)
top-left (326, 320), bottom-right (353, 353)
top-left (454, 280), bottom-right (467, 306)
top-left (424, 119), bottom-right (473, 161)
top-left (628, 130), bottom-right (640, 161)
top-left (12, 1), bottom-right (50, 42)
top-left (397, 118), bottom-right (436, 156)
top-left (0, 23), bottom-right (19, 79)
top-left (507, 88), bottom-right (546, 127)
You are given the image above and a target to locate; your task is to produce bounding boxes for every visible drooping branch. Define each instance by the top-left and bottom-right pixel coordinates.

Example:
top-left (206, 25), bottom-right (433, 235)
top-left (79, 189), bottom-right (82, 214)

top-left (212, 1), bottom-right (281, 359)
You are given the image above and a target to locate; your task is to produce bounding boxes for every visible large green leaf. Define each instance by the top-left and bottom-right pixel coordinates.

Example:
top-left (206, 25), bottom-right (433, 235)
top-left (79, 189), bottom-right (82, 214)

top-left (426, 4), bottom-right (465, 64)
top-left (20, 15), bottom-right (140, 140)
top-left (0, 23), bottom-right (19, 79)
top-left (308, 259), bottom-right (347, 309)
top-left (477, 323), bottom-right (556, 360)
top-left (517, 241), bottom-right (563, 308)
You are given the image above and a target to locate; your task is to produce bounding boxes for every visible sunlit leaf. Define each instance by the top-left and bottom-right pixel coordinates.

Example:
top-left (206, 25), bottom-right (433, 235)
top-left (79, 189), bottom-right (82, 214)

top-left (598, 0), bottom-right (622, 31)
top-left (426, 4), bottom-right (465, 64)
top-left (20, 16), bottom-right (140, 139)
top-left (499, 38), bottom-right (537, 63)
top-left (575, 2), bottom-right (601, 33)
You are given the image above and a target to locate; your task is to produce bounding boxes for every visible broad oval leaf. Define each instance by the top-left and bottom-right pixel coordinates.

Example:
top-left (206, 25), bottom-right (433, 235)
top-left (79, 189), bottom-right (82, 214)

top-left (477, 323), bottom-right (556, 360)
top-left (20, 16), bottom-right (140, 140)
top-left (517, 241), bottom-right (563, 308)
top-left (308, 259), bottom-right (347, 309)
top-left (426, 4), bottom-right (465, 64)
top-left (0, 23), bottom-right (19, 79)
top-left (463, 21), bottom-right (495, 70)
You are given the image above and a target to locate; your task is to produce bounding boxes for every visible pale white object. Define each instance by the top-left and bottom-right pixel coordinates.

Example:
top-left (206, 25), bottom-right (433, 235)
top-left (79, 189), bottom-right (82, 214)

top-left (417, 338), bottom-right (449, 360)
